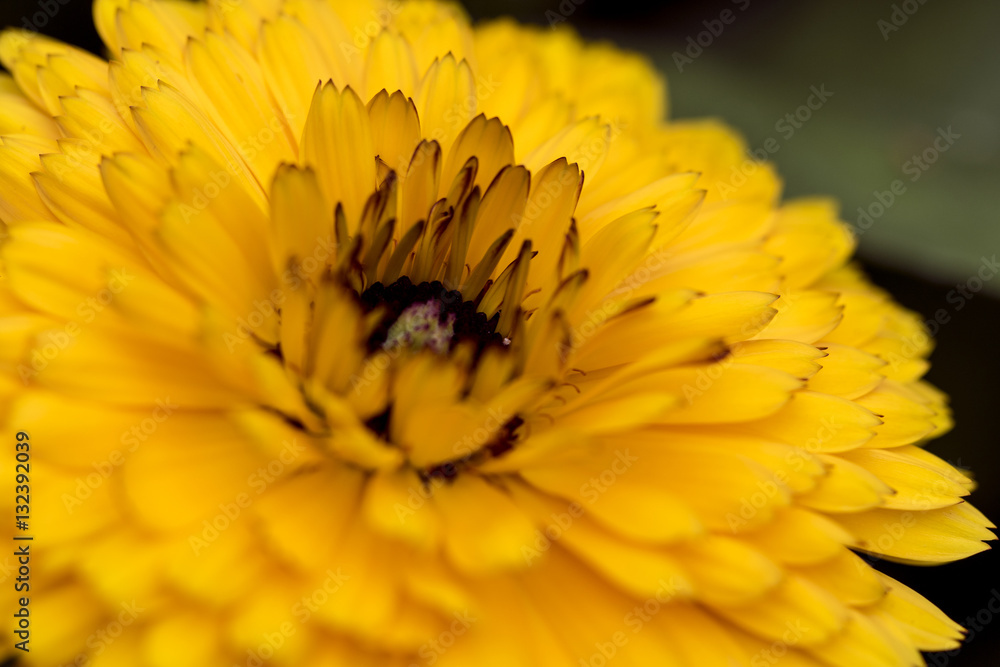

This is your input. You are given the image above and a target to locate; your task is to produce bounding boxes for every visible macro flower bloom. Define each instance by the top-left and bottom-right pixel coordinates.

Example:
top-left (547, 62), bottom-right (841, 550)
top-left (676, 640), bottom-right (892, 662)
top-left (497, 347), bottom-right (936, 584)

top-left (0, 0), bottom-right (993, 665)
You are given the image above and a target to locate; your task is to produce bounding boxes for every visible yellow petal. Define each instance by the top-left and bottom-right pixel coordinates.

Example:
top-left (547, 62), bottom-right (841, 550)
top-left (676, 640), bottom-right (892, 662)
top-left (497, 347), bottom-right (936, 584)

top-left (521, 455), bottom-right (704, 544)
top-left (795, 549), bottom-right (887, 606)
top-left (143, 612), bottom-right (225, 667)
top-left (840, 447), bottom-right (968, 511)
top-left (808, 343), bottom-right (886, 399)
top-left (654, 363), bottom-right (802, 424)
top-left (363, 468), bottom-right (442, 550)
top-left (433, 474), bottom-right (537, 574)
top-left (509, 480), bottom-right (694, 599)
top-left (0, 135), bottom-right (60, 223)
top-left (184, 31), bottom-right (296, 185)
top-left (869, 573), bottom-right (965, 651)
top-left (416, 53), bottom-right (475, 154)
top-left (740, 507), bottom-right (854, 565)
top-left (672, 535), bottom-right (782, 606)
top-left (856, 381), bottom-right (938, 448)
top-left (756, 288), bottom-right (843, 343)
top-left (258, 13), bottom-right (339, 143)
top-left (363, 29), bottom-right (419, 102)
top-left (837, 503), bottom-right (994, 563)
top-left (368, 88), bottom-right (422, 175)
top-left (300, 82), bottom-right (376, 225)
top-left (737, 391), bottom-right (882, 453)
top-left (712, 575), bottom-right (849, 646)
top-left (797, 453), bottom-right (893, 513)
top-left (121, 415), bottom-right (267, 530)
top-left (731, 338), bottom-right (827, 377)
top-left (253, 464), bottom-right (364, 571)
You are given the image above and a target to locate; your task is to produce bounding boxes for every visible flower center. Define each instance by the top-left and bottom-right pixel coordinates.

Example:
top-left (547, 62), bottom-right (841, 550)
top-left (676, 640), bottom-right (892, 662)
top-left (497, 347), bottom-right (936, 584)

top-left (384, 300), bottom-right (455, 354)
top-left (355, 277), bottom-right (524, 471)
top-left (359, 276), bottom-right (507, 358)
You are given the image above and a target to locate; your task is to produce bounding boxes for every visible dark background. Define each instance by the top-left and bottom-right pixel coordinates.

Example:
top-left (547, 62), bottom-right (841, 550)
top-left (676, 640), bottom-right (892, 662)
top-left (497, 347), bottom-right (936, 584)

top-left (1, 0), bottom-right (997, 664)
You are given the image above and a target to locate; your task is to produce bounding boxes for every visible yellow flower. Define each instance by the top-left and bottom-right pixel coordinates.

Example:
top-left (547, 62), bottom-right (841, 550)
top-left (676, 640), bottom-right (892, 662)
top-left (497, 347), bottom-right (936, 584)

top-left (0, 1), bottom-right (993, 666)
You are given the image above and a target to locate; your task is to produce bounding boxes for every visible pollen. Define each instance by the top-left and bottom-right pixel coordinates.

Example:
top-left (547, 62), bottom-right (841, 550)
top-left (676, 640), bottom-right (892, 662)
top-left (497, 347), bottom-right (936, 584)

top-left (383, 300), bottom-right (456, 353)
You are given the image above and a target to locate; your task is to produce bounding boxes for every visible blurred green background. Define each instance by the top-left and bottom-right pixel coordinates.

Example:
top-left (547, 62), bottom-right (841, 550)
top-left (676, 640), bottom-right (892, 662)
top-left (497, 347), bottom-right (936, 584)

top-left (1, 0), bottom-right (997, 664)
top-left (466, 0), bottom-right (1000, 294)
